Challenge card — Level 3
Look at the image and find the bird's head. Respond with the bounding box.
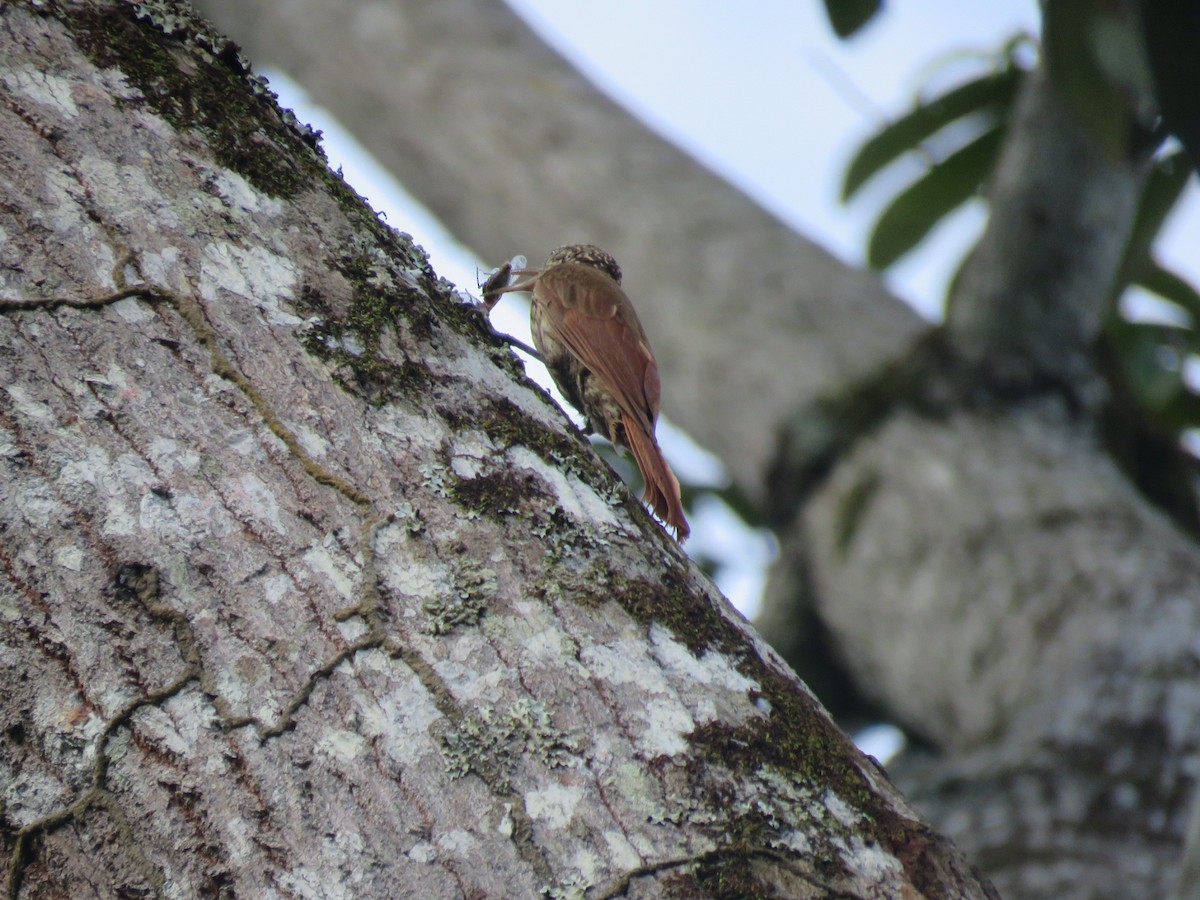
[545,244,623,285]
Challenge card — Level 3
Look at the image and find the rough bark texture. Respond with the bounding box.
[177,1,1200,895]
[190,0,926,503]
[0,3,994,898]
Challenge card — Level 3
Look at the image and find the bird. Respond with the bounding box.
[485,244,689,542]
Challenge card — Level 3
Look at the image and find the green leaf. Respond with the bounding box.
[1157,385,1200,433]
[823,0,883,39]
[1135,258,1200,321]
[1117,151,1193,290]
[1105,316,1189,414]
[866,124,1004,270]
[842,69,1021,201]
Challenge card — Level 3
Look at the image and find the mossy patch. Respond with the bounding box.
[685,853,775,899]
[69,2,322,198]
[300,315,435,405]
[294,255,440,406]
[449,469,550,520]
[615,577,742,658]
[474,397,577,456]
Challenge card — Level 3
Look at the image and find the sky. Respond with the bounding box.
[503,0,1200,319]
[503,0,1040,319]
[267,0,1200,626]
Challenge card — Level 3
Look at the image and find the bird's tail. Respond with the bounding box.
[621,412,690,543]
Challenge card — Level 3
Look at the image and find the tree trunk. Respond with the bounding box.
[0,3,992,897]
[179,1,1200,896]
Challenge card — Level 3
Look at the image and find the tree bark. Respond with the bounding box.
[0,3,992,897]
[85,0,1200,896]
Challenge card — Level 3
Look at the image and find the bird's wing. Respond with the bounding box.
[534,264,661,431]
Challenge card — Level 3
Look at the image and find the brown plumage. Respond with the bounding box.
[488,244,689,542]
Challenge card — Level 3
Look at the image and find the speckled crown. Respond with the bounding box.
[545,244,623,284]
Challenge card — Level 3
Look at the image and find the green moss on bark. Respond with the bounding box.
[69,2,322,197]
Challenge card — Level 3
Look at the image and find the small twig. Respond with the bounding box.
[0,285,156,312]
[589,844,843,899]
[491,330,543,362]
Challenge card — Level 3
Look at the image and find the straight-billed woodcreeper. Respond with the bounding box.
[485,244,690,541]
